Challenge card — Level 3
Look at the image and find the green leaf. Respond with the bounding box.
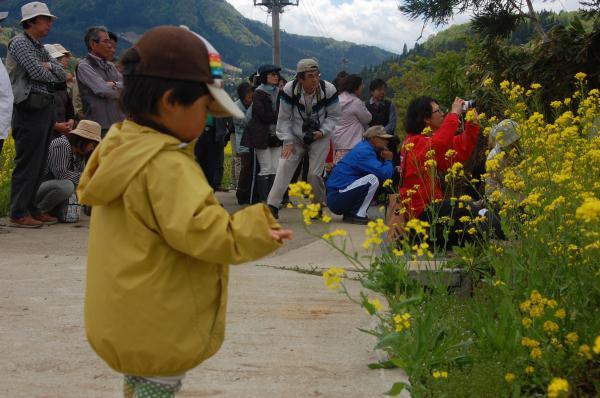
[385,382,408,396]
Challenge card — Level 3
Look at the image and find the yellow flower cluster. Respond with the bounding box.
[368,298,382,313]
[362,218,389,249]
[432,370,448,379]
[322,267,345,290]
[322,229,348,240]
[519,290,556,318]
[547,377,569,398]
[394,312,412,332]
[302,203,321,225]
[504,373,515,383]
[288,181,313,199]
[575,197,600,223]
[382,179,393,189]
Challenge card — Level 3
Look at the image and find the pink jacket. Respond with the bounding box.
[332,92,372,150]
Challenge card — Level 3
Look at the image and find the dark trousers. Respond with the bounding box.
[10,102,55,218]
[0,139,4,154]
[236,151,254,204]
[195,129,222,190]
[419,199,504,249]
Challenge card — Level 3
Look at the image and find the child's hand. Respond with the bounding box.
[270,229,293,242]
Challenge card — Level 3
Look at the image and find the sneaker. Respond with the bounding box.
[33,213,58,225]
[9,215,43,228]
[342,214,369,225]
[268,205,279,219]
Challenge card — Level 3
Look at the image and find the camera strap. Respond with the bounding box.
[290,79,328,124]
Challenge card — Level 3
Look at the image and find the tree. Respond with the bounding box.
[402,43,408,56]
[398,0,548,40]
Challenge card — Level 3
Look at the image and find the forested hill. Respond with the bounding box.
[0,0,393,79]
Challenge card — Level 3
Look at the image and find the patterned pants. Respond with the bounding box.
[123,375,183,398]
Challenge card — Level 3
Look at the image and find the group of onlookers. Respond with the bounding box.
[0,2,122,228]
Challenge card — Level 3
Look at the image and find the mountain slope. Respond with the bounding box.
[0,0,394,79]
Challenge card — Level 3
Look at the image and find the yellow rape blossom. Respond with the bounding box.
[543,320,559,334]
[530,347,543,360]
[594,336,600,354]
[554,308,566,319]
[575,197,600,222]
[575,72,587,81]
[547,377,569,398]
[322,267,345,290]
[394,312,412,332]
[432,370,448,379]
[578,344,592,359]
[368,298,382,313]
[322,229,348,240]
[525,366,535,375]
[522,317,533,328]
[504,373,515,383]
[565,332,578,344]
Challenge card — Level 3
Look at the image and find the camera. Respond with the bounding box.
[302,118,321,145]
[462,99,476,112]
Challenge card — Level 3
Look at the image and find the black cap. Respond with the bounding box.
[258,64,281,75]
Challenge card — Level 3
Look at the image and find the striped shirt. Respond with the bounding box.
[44,135,86,185]
[8,32,66,95]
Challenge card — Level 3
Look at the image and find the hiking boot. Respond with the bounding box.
[342,214,369,225]
[33,213,59,225]
[9,215,43,228]
[268,205,279,219]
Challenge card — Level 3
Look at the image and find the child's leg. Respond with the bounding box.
[123,375,184,398]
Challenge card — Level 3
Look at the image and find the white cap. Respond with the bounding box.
[43,44,63,59]
[21,2,56,23]
[0,11,8,22]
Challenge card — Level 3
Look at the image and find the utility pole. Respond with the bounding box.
[254,0,299,67]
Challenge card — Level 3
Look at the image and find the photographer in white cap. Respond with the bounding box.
[6,2,66,228]
[0,10,13,157]
[266,58,341,218]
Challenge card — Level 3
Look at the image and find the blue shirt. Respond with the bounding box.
[326,140,393,191]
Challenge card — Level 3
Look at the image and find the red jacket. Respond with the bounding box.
[399,113,479,218]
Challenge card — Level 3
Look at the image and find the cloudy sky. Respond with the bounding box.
[225,0,583,54]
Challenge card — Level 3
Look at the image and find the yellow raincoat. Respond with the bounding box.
[78,120,281,376]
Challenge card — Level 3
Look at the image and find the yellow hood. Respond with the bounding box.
[78,120,195,206]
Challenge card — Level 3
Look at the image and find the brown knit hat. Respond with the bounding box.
[127,25,243,119]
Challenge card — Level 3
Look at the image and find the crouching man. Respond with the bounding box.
[326,125,394,224]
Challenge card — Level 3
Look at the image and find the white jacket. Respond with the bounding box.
[0,60,13,140]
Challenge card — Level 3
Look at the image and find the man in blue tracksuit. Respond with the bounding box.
[326,125,394,224]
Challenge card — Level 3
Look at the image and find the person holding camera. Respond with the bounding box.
[243,64,282,202]
[266,58,341,218]
[327,126,394,224]
[6,2,67,228]
[400,96,497,248]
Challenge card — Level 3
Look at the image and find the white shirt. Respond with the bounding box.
[0,59,13,140]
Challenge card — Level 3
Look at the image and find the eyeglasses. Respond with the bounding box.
[95,38,112,45]
[432,108,446,115]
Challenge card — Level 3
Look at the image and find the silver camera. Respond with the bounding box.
[462,100,476,112]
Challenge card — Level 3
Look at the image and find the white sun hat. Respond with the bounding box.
[20,2,56,23]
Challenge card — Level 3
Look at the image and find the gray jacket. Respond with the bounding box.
[6,32,66,104]
[76,53,124,129]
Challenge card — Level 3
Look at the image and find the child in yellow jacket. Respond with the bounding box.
[77,26,293,397]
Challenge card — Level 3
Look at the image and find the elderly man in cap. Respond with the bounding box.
[77,26,124,137]
[266,58,340,218]
[0,10,13,156]
[36,120,100,223]
[326,125,394,224]
[6,1,67,228]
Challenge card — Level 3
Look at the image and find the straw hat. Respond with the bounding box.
[71,120,101,143]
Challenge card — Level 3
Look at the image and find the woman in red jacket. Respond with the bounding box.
[400,96,499,249]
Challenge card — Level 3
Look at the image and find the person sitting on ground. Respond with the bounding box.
[76,26,292,398]
[485,119,520,201]
[36,120,100,223]
[44,44,74,136]
[400,96,502,248]
[243,64,282,202]
[332,74,372,164]
[233,82,254,204]
[327,125,394,224]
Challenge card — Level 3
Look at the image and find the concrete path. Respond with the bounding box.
[0,192,409,397]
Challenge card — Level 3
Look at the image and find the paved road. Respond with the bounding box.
[0,192,408,397]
